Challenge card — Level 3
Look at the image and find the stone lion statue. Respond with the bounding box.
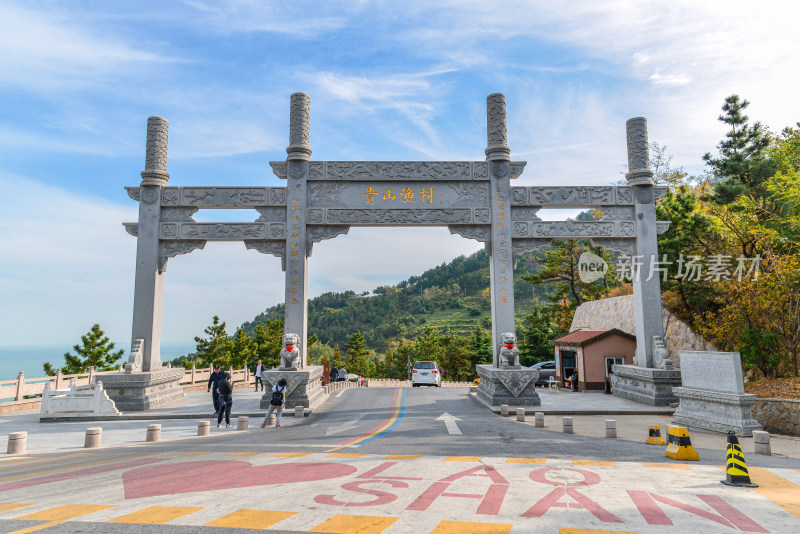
[280,333,301,369]
[498,332,520,368]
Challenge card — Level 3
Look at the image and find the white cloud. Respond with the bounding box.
[0,3,169,93]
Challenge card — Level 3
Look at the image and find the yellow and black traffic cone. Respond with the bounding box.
[722,430,758,487]
[665,425,699,461]
[646,425,666,445]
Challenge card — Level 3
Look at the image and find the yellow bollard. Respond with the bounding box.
[646,425,666,445]
[665,425,699,461]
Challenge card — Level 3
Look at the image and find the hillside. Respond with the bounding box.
[242,250,548,353]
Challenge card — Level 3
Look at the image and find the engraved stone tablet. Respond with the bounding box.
[679,351,744,394]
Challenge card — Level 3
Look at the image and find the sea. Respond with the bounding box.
[0,343,196,381]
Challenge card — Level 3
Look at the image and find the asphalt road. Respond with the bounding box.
[1,387,799,533]
[148,387,799,468]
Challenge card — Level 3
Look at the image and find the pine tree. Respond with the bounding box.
[194,316,233,368]
[518,307,564,367]
[43,324,124,375]
[345,331,374,377]
[333,344,343,367]
[230,327,256,370]
[253,320,283,369]
[704,95,775,204]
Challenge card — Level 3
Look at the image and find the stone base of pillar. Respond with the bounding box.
[260,366,324,411]
[612,365,680,406]
[672,387,761,436]
[474,365,540,409]
[99,368,185,411]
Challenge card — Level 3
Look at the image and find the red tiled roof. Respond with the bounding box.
[552,328,636,346]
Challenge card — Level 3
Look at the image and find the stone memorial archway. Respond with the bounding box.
[109,93,679,411]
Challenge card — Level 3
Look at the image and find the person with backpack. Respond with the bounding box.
[216,372,233,428]
[261,378,288,429]
[207,364,224,415]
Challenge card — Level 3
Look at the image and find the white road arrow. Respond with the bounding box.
[325,415,365,436]
[436,412,463,435]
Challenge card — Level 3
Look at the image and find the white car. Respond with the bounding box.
[411,361,442,387]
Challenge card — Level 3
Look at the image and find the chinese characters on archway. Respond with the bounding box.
[363,186,443,204]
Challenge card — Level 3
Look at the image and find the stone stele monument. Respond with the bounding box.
[119,92,676,412]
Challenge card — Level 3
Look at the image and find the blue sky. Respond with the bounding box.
[1,0,799,350]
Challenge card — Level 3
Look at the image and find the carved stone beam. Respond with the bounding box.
[157,187,286,208]
[511,185,668,207]
[270,161,526,181]
[158,222,280,240]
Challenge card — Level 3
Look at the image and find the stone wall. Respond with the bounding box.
[570,295,716,367]
[752,398,800,436]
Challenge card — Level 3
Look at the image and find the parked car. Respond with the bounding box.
[411,361,442,387]
[530,361,556,386]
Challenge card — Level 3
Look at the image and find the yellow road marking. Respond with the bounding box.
[310,514,398,533]
[325,389,403,453]
[443,456,483,462]
[327,453,368,459]
[0,452,114,475]
[0,503,34,514]
[224,452,263,457]
[15,504,115,521]
[107,506,203,524]
[642,462,691,469]
[6,521,66,534]
[383,454,423,460]
[0,455,151,483]
[749,467,800,520]
[272,452,314,457]
[431,520,513,533]
[204,509,296,528]
[506,458,546,464]
[560,528,638,533]
[572,460,616,467]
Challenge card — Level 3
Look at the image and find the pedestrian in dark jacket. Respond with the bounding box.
[330,365,338,384]
[217,372,233,428]
[207,365,223,414]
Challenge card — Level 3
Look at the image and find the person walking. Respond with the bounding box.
[338,367,347,382]
[217,372,233,428]
[330,365,338,385]
[254,359,264,392]
[207,364,224,415]
[261,378,288,429]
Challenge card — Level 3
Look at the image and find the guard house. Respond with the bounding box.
[552,329,636,391]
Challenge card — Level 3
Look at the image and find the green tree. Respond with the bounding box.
[656,185,722,317]
[518,306,564,367]
[194,316,233,368]
[230,327,256,370]
[522,240,616,308]
[333,344,343,367]
[704,95,775,204]
[467,323,492,376]
[253,319,283,369]
[739,328,785,378]
[345,330,374,377]
[43,324,124,375]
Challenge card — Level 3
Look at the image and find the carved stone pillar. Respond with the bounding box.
[284,93,310,366]
[131,116,169,372]
[486,94,515,366]
[625,117,665,369]
[612,118,680,406]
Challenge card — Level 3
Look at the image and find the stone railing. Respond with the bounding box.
[0,363,253,413]
[752,398,800,437]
